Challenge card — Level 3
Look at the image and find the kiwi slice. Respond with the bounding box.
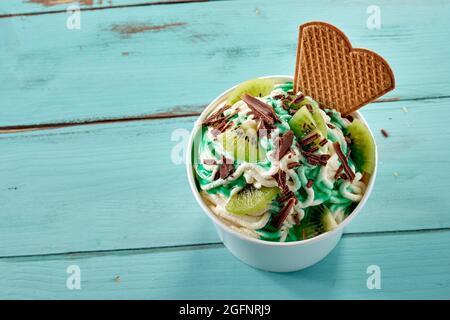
[290,98,310,110]
[295,204,337,239]
[288,106,324,145]
[289,106,316,137]
[226,79,275,105]
[218,127,266,163]
[310,104,327,137]
[346,119,375,174]
[226,186,279,216]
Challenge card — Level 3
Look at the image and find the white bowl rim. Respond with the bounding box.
[186,75,378,247]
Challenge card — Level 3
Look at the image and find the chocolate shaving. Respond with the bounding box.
[210,128,221,137]
[306,179,314,188]
[290,94,305,105]
[302,150,330,166]
[334,149,351,179]
[272,197,297,229]
[293,213,301,225]
[281,98,292,110]
[203,159,216,165]
[273,170,289,194]
[319,138,328,147]
[381,129,389,138]
[333,142,355,181]
[203,104,231,125]
[305,104,313,113]
[218,156,234,179]
[345,115,354,122]
[273,94,285,100]
[287,162,300,169]
[218,121,233,133]
[278,191,295,203]
[275,130,294,160]
[307,157,320,166]
[327,124,335,129]
[241,94,280,124]
[300,132,319,146]
[307,146,319,153]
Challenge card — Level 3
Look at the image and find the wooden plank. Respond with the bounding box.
[1,230,449,299]
[0,0,211,17]
[1,98,449,257]
[1,0,450,126]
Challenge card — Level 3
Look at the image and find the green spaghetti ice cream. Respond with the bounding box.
[192,79,375,242]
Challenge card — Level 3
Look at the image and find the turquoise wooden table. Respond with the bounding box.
[1,0,450,299]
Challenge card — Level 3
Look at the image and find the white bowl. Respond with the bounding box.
[186,75,377,272]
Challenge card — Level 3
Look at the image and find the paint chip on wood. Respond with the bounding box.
[110,22,187,37]
[27,0,94,6]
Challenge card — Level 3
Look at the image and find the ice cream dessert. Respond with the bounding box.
[192,78,375,242]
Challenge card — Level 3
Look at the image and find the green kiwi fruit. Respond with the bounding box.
[226,79,275,105]
[346,119,375,174]
[295,204,337,239]
[309,104,328,137]
[226,186,279,216]
[218,127,266,163]
[289,106,316,137]
[289,96,327,136]
[288,106,324,145]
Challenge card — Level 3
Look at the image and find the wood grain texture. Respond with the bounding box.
[1,0,450,126]
[1,98,449,257]
[1,231,449,299]
[0,0,212,17]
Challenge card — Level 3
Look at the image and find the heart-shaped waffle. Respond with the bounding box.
[294,21,395,115]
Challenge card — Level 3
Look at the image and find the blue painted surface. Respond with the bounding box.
[0,0,449,299]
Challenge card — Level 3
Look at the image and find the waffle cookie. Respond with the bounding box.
[294,21,395,115]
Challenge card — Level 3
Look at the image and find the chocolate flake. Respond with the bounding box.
[290,94,305,105]
[272,197,296,229]
[241,94,280,124]
[302,148,330,166]
[287,162,300,169]
[307,157,320,166]
[307,146,319,153]
[203,159,217,165]
[334,149,351,179]
[333,142,355,181]
[319,138,328,147]
[273,170,289,194]
[293,213,301,225]
[203,104,231,125]
[381,129,389,138]
[306,179,314,188]
[218,156,234,179]
[275,130,294,160]
[300,132,319,146]
[327,123,335,129]
[278,191,295,203]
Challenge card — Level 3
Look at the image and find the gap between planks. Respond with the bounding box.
[1,227,449,262]
[0,94,449,135]
[0,0,220,19]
